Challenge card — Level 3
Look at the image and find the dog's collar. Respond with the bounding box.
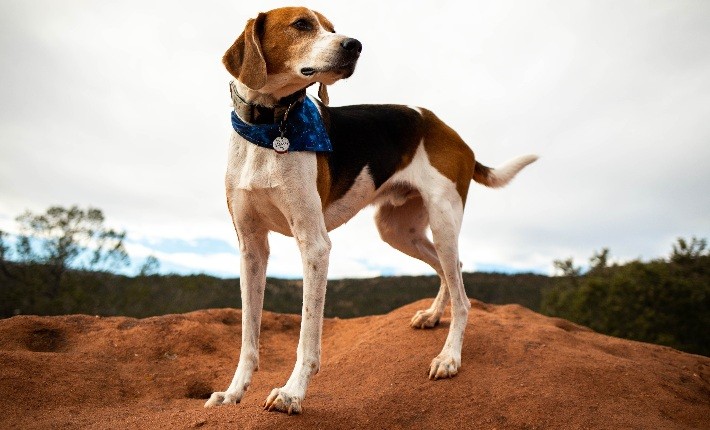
[230,82,333,154]
[230,81,307,125]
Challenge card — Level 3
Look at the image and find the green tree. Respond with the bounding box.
[542,238,710,356]
[670,236,707,264]
[0,229,12,279]
[12,205,129,296]
[589,248,610,273]
[553,257,581,277]
[139,255,161,276]
[543,257,581,318]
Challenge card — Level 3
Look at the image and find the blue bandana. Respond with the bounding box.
[230,97,333,153]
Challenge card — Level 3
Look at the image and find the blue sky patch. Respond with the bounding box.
[136,237,237,255]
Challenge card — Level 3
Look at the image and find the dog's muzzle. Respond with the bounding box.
[300,37,362,78]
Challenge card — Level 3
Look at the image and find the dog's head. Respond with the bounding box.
[224,7,362,99]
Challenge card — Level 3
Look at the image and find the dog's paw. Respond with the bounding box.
[204,391,241,408]
[262,387,303,415]
[410,309,441,329]
[428,353,460,380]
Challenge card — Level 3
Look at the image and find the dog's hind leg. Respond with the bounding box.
[374,195,449,328]
[206,198,269,407]
[420,185,471,380]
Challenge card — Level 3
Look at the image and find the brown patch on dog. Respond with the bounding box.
[316,153,332,207]
[260,9,303,75]
[260,8,330,75]
[313,11,335,33]
[223,13,267,89]
[472,161,494,186]
[421,109,475,206]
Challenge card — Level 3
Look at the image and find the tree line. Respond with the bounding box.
[542,238,709,356]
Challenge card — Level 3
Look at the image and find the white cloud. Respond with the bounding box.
[123,240,236,276]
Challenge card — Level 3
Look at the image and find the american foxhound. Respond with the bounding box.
[205,6,537,415]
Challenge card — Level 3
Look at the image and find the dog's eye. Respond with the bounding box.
[292,19,313,31]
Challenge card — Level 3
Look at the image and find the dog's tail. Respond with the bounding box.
[472,154,538,188]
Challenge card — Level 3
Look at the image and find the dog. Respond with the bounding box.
[205,6,537,415]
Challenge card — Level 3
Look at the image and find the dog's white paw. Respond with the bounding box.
[410,309,441,329]
[204,390,242,408]
[262,387,303,415]
[428,353,460,380]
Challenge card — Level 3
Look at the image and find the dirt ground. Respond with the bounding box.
[1,299,708,429]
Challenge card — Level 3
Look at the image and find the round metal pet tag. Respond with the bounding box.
[273,136,290,153]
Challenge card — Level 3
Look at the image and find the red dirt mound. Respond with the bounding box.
[0,299,708,429]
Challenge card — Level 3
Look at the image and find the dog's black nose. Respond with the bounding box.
[341,38,362,53]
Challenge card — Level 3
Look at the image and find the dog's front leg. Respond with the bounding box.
[263,189,330,415]
[206,197,269,407]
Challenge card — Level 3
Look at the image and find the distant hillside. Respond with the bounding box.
[0,265,553,319]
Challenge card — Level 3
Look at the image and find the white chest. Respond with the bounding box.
[225,132,378,235]
[225,132,318,190]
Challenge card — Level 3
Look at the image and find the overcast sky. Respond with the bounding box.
[1,0,709,279]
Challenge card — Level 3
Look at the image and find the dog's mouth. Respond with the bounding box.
[300,59,359,78]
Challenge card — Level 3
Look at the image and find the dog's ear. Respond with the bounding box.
[318,83,329,106]
[223,13,267,90]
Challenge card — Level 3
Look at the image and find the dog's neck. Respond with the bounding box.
[231,80,308,125]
